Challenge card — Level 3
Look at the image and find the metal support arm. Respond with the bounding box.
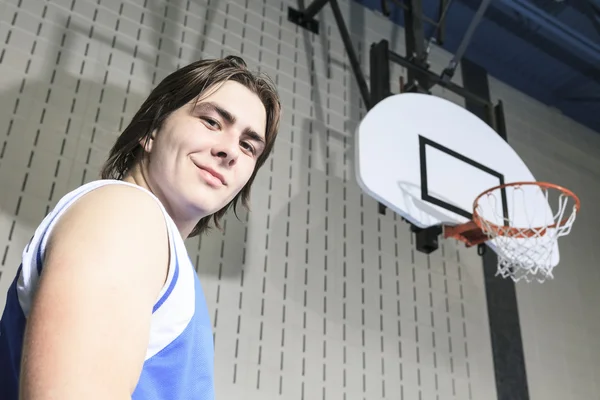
[330,0,371,109]
[388,48,492,107]
[441,0,492,81]
[403,0,431,90]
[287,0,331,34]
[302,0,331,20]
[288,0,371,109]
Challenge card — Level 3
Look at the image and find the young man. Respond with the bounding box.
[0,55,281,400]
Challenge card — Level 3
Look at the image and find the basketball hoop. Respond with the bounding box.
[444,182,580,283]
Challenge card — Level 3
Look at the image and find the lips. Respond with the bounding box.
[198,166,226,186]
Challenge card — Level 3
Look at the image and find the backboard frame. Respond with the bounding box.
[418,135,509,223]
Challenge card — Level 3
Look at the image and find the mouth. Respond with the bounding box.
[197,165,226,186]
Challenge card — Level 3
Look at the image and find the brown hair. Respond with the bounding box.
[100,55,281,237]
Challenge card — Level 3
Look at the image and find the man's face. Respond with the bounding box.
[142,80,267,222]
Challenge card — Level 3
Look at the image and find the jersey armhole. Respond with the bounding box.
[151,218,178,314]
[29,180,179,315]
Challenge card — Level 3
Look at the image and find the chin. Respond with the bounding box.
[181,184,238,219]
[189,197,229,218]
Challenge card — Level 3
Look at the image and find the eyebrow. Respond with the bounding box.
[196,101,265,148]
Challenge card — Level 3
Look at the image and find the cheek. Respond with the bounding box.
[149,141,172,167]
[155,127,194,160]
[147,138,183,177]
[237,161,257,188]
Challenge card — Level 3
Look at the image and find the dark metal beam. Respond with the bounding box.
[381,0,392,17]
[404,0,427,59]
[436,0,448,45]
[403,0,431,91]
[370,41,391,107]
[494,100,507,140]
[388,48,493,107]
[441,0,492,81]
[287,0,331,34]
[302,0,330,19]
[330,0,371,109]
[369,40,392,215]
[462,58,530,400]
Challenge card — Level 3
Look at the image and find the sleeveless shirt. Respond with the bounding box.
[0,179,215,400]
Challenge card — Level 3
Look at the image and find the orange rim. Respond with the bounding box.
[472,181,581,238]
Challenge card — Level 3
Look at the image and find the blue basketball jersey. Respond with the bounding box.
[0,179,215,400]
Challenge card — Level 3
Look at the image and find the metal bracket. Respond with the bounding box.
[287,0,331,35]
[477,243,487,256]
[288,7,321,35]
[411,224,444,254]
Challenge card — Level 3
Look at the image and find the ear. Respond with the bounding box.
[140,131,157,153]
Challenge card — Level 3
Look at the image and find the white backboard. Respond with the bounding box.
[355,93,560,267]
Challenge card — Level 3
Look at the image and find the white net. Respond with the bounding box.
[474,183,579,283]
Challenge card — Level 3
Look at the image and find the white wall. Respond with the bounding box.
[489,77,600,399]
[0,0,596,399]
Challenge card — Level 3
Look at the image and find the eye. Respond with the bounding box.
[202,117,220,129]
[240,141,255,155]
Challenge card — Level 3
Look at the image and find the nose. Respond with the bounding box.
[211,137,240,166]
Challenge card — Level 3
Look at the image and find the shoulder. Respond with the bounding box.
[18,181,175,398]
[54,181,168,234]
[44,181,171,290]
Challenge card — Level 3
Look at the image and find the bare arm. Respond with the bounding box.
[19,185,170,400]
